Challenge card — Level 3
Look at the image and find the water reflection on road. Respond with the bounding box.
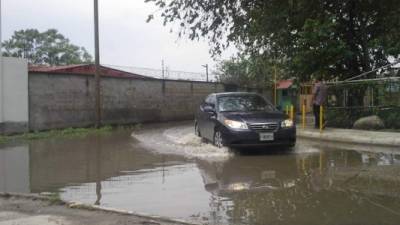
[1,123,400,225]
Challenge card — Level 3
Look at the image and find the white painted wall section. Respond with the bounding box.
[0,57,28,134]
[0,57,28,123]
[0,56,3,123]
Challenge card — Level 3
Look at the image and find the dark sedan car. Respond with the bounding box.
[195,92,296,148]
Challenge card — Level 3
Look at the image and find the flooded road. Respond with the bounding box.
[1,122,400,225]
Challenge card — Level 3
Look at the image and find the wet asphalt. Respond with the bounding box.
[1,121,400,225]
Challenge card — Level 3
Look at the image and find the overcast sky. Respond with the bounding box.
[2,0,236,74]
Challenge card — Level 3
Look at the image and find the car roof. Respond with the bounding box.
[214,92,262,97]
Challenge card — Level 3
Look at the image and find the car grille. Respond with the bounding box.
[248,123,278,132]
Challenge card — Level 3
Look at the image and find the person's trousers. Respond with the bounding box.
[313,104,323,128]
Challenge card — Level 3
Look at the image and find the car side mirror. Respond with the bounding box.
[203,105,215,113]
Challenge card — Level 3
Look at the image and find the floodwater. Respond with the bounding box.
[1,122,400,225]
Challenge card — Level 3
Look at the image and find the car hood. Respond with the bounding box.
[221,111,287,124]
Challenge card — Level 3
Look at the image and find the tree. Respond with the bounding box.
[217,56,252,86]
[216,54,280,88]
[2,29,93,65]
[146,0,400,81]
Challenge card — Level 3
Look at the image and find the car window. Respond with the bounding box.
[217,95,275,112]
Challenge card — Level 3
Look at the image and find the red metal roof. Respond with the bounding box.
[277,80,293,89]
[29,64,155,80]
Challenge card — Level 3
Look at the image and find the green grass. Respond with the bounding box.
[115,123,142,131]
[0,136,6,144]
[46,192,64,205]
[0,124,141,144]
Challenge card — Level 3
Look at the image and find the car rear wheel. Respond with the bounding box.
[213,130,224,148]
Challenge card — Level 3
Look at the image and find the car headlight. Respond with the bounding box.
[281,119,294,128]
[224,119,248,130]
[228,182,251,191]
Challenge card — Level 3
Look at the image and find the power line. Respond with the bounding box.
[327,76,400,85]
[344,59,400,81]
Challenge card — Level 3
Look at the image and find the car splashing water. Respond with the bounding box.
[132,123,233,161]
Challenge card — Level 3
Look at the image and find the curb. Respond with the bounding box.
[297,129,400,148]
[0,192,200,225]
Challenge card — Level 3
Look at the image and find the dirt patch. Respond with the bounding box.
[0,195,197,225]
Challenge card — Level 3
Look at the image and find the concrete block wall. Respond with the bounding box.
[160,81,225,121]
[0,57,29,134]
[29,73,228,131]
[101,78,163,124]
[29,72,270,131]
[29,74,96,130]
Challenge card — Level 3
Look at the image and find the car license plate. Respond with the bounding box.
[259,133,274,141]
[261,170,276,179]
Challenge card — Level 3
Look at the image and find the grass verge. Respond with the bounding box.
[0,124,141,144]
[47,192,64,205]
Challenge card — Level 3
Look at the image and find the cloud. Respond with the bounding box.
[2,0,236,74]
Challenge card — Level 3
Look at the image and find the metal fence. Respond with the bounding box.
[325,77,400,129]
[104,64,218,82]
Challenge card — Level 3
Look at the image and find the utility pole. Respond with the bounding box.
[0,0,3,123]
[274,66,277,106]
[161,59,165,79]
[202,64,209,82]
[274,65,277,106]
[94,0,101,128]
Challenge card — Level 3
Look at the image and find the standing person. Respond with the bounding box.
[312,76,328,129]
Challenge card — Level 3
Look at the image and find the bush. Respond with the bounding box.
[326,106,400,129]
[377,107,400,129]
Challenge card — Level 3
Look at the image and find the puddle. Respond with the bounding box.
[1,122,400,225]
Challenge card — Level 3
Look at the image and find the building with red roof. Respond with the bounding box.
[277,79,294,89]
[29,64,155,80]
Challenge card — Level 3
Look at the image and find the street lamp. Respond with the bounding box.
[202,64,209,82]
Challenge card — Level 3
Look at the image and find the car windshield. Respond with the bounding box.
[217,95,275,112]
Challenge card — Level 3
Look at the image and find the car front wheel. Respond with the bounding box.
[213,130,224,148]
